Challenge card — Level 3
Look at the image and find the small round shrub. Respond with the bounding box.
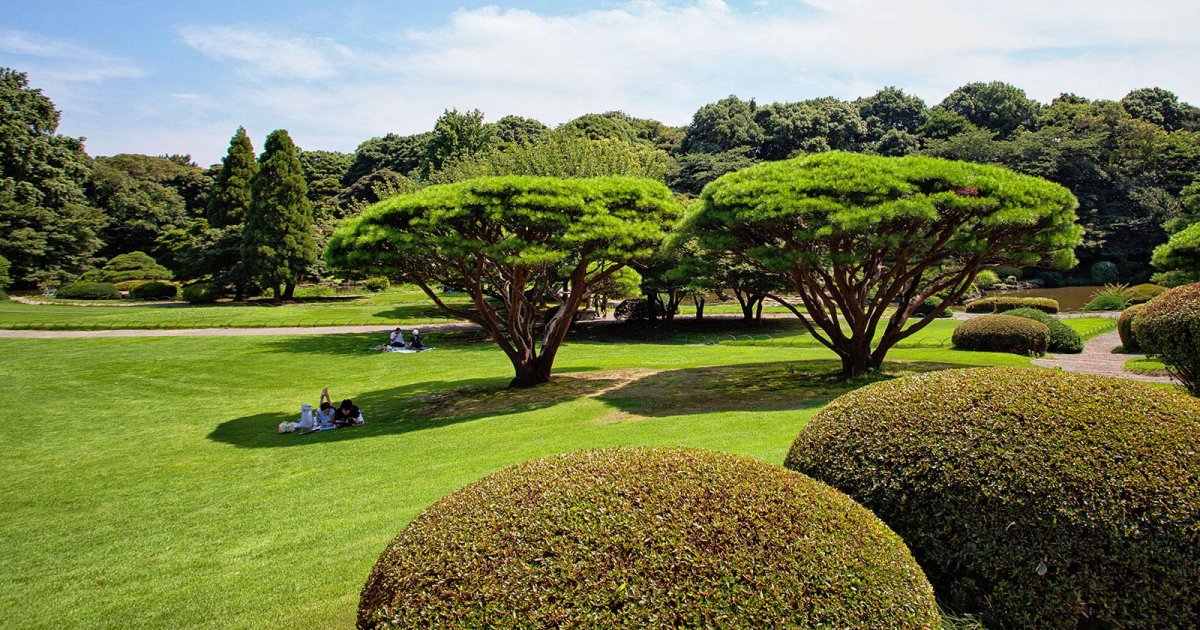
[359,448,941,629]
[56,281,120,300]
[1090,260,1119,284]
[363,276,389,292]
[1117,303,1145,352]
[963,296,1058,314]
[129,280,178,300]
[1083,283,1131,311]
[1134,282,1200,395]
[785,368,1200,629]
[911,296,951,318]
[1003,307,1083,353]
[951,314,1049,355]
[973,269,999,290]
[181,282,219,304]
[1127,282,1167,304]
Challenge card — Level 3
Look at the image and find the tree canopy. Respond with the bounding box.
[683,151,1081,376]
[327,176,680,386]
[243,130,317,299]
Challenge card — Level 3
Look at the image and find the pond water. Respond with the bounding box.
[987,286,1103,312]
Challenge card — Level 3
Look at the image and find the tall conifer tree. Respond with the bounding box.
[208,127,257,228]
[242,130,316,300]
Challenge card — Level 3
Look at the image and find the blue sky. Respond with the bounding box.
[3,1,1196,165]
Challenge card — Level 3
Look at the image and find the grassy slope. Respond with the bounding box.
[1,330,1030,628]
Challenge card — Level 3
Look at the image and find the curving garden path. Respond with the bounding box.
[1032,330,1176,385]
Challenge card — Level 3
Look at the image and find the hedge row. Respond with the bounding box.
[359,448,940,629]
[786,367,1200,629]
[963,296,1059,314]
[951,314,1050,355]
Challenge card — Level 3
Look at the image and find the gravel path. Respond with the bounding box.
[1031,330,1176,385]
[0,322,480,339]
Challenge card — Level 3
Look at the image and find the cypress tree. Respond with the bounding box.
[208,127,257,228]
[243,130,316,300]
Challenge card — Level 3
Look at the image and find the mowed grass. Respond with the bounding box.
[1,327,1034,628]
[0,288,468,330]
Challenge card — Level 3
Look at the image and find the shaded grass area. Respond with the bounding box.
[2,324,1033,627]
[0,288,467,330]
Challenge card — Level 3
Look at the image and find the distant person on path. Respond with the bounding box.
[389,327,406,349]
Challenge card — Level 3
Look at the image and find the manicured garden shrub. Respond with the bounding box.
[1117,303,1145,352]
[951,314,1049,355]
[181,282,219,304]
[114,280,147,292]
[1133,282,1200,395]
[1004,307,1083,353]
[100,251,172,283]
[912,296,951,318]
[972,269,999,290]
[613,298,674,321]
[359,448,941,629]
[785,368,1200,629]
[362,276,389,292]
[57,281,120,300]
[129,280,178,300]
[1083,283,1131,311]
[1127,282,1167,304]
[963,296,1059,314]
[1090,260,1119,284]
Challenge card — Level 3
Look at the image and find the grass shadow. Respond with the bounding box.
[261,329,493,356]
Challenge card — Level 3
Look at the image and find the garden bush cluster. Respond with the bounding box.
[951,314,1050,355]
[359,448,941,629]
[1118,303,1145,352]
[181,282,219,304]
[129,280,178,300]
[1128,282,1167,304]
[56,281,120,300]
[785,367,1200,629]
[362,277,390,292]
[1003,307,1083,353]
[963,296,1059,314]
[1133,282,1200,395]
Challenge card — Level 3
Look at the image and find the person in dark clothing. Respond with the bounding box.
[332,399,363,427]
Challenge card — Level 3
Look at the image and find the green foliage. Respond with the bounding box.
[951,314,1050,355]
[873,129,922,157]
[243,130,317,298]
[128,280,178,300]
[207,127,258,229]
[916,108,976,140]
[785,367,1200,628]
[297,149,353,205]
[0,253,10,289]
[180,282,219,304]
[1003,307,1083,353]
[492,115,551,146]
[113,280,146,292]
[667,148,758,195]
[856,86,928,140]
[100,251,172,283]
[1082,284,1132,311]
[1152,221,1200,279]
[1133,282,1200,394]
[972,269,999,290]
[424,109,497,175]
[1121,87,1200,131]
[1090,260,1119,284]
[359,448,941,629]
[57,281,120,300]
[328,175,681,386]
[1117,303,1145,352]
[990,265,1022,280]
[362,277,389,292]
[911,296,950,318]
[680,95,764,154]
[963,296,1059,314]
[938,81,1040,138]
[344,132,433,184]
[89,154,200,258]
[1127,282,1167,304]
[613,297,672,321]
[430,132,673,184]
[754,97,868,159]
[558,112,639,143]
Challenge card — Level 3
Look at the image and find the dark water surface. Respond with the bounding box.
[989,286,1103,312]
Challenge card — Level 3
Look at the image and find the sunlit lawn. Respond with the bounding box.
[1,325,1034,627]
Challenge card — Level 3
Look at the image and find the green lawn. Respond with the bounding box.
[1,328,1032,627]
[0,289,468,330]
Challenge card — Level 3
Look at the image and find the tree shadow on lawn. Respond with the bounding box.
[208,359,961,448]
[261,329,494,357]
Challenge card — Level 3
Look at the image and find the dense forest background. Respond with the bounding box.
[3,66,1198,292]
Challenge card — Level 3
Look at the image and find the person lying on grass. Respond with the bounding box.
[315,389,336,429]
[331,398,364,427]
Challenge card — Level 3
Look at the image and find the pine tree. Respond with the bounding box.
[243,130,316,300]
[208,127,257,228]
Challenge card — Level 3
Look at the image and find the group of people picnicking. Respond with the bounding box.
[279,388,364,434]
[388,327,426,351]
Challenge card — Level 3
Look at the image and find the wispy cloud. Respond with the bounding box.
[179,25,351,79]
[0,30,144,82]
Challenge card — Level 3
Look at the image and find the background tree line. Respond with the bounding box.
[3,65,1198,295]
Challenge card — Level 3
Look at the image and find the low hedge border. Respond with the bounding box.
[963,296,1059,314]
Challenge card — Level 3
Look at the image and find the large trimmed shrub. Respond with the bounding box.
[181,282,219,304]
[100,251,172,283]
[56,282,120,300]
[785,368,1200,629]
[359,448,941,629]
[1127,282,1167,304]
[1003,307,1083,353]
[1134,282,1200,395]
[1118,303,1145,352]
[963,296,1058,314]
[128,280,178,300]
[951,314,1049,355]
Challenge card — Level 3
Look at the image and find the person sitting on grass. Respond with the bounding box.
[388,327,406,349]
[332,398,364,427]
[408,329,425,350]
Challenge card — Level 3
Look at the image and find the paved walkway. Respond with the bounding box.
[1032,330,1176,384]
[0,321,480,339]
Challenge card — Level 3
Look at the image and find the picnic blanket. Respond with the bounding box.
[371,345,435,353]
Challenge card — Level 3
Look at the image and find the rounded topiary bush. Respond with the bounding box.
[951,314,1049,355]
[114,280,147,292]
[1118,303,1145,352]
[362,276,390,292]
[785,368,1200,629]
[1134,282,1200,395]
[57,281,120,300]
[359,448,941,629]
[181,282,219,304]
[963,296,1059,314]
[1090,260,1119,284]
[1003,307,1083,353]
[128,280,178,300]
[1127,282,1167,304]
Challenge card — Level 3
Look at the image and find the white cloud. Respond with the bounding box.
[0,30,144,82]
[179,25,351,79]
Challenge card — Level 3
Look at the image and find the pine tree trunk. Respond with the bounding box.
[283,280,296,300]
